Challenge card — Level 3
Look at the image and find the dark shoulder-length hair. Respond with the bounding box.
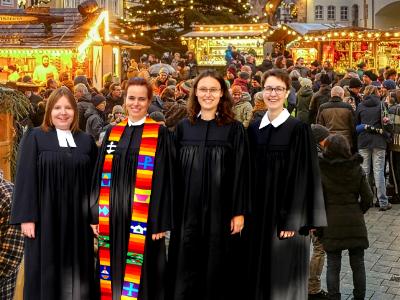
[125,77,153,101]
[324,134,351,159]
[261,68,292,90]
[41,86,79,132]
[187,69,235,125]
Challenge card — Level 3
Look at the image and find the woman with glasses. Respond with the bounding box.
[169,70,250,300]
[247,69,326,299]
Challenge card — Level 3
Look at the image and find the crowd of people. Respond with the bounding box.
[1,49,400,300]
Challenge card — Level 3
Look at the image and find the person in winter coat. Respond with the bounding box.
[233,71,250,93]
[296,77,313,124]
[231,84,253,128]
[388,90,400,202]
[85,94,110,141]
[105,83,123,116]
[309,74,332,123]
[355,85,391,211]
[319,134,372,300]
[74,83,94,131]
[317,86,356,150]
[289,70,302,92]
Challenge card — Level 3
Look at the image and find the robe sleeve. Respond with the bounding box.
[280,122,327,235]
[89,127,112,224]
[10,128,39,224]
[230,122,251,217]
[148,126,174,234]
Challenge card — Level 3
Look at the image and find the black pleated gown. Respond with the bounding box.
[170,118,251,300]
[90,124,173,300]
[10,127,97,300]
[247,116,327,300]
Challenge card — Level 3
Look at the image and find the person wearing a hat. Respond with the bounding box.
[152,68,170,96]
[231,84,253,128]
[233,71,250,93]
[348,78,364,107]
[85,94,110,141]
[251,91,267,122]
[309,73,332,124]
[108,105,125,124]
[296,77,314,124]
[362,70,378,90]
[382,80,397,105]
[226,66,237,86]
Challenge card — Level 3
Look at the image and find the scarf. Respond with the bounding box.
[98,117,160,299]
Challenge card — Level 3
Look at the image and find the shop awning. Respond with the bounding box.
[106,37,150,50]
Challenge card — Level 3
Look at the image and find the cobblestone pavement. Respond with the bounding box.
[320,204,400,299]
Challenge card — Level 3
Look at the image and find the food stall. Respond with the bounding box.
[0,2,147,89]
[181,23,272,67]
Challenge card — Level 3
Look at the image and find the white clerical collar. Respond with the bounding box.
[197,111,218,118]
[128,116,146,126]
[56,128,77,147]
[259,109,290,129]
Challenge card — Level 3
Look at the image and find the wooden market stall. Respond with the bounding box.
[0,2,147,90]
[181,23,272,67]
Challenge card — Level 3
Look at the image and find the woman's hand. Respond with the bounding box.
[152,232,166,241]
[21,222,35,239]
[279,231,295,239]
[231,215,244,235]
[90,224,99,237]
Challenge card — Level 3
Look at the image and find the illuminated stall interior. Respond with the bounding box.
[181,24,272,66]
[0,6,147,89]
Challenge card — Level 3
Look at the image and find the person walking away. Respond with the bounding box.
[319,134,372,300]
[296,77,313,124]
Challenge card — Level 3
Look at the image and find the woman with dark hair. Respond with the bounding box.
[11,87,97,299]
[170,70,251,300]
[90,77,173,299]
[319,134,372,300]
[274,55,287,69]
[248,69,326,299]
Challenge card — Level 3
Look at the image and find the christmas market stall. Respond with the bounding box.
[180,23,272,67]
[0,1,147,89]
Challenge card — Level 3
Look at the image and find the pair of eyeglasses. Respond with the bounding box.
[197,88,221,95]
[263,86,286,95]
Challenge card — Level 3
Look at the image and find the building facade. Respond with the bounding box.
[50,0,123,17]
[305,0,400,29]
[0,0,17,9]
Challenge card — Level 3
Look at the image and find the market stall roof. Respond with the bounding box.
[266,22,347,43]
[181,23,271,39]
[107,37,150,49]
[0,8,147,50]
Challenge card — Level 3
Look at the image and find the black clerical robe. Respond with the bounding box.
[11,127,97,300]
[170,118,251,300]
[247,116,326,300]
[90,124,173,300]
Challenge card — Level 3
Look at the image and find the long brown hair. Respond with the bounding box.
[41,86,79,132]
[187,69,235,125]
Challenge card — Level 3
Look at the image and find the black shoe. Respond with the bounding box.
[309,290,329,299]
[379,203,392,211]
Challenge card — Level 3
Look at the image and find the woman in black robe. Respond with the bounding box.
[170,70,251,300]
[247,69,327,300]
[11,87,97,300]
[90,77,173,300]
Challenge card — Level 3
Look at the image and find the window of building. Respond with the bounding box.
[112,1,119,15]
[1,0,13,6]
[315,5,323,20]
[340,6,348,20]
[327,5,336,20]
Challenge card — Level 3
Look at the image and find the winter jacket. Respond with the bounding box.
[163,98,188,131]
[319,154,372,252]
[317,96,356,148]
[105,95,124,116]
[251,110,266,122]
[232,100,253,128]
[291,79,301,93]
[296,86,313,124]
[77,93,94,131]
[85,107,110,140]
[309,84,332,124]
[355,95,387,150]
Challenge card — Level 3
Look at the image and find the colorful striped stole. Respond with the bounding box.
[98,117,160,300]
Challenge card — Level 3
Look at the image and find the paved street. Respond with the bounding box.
[320,204,400,299]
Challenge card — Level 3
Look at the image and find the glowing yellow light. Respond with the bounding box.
[349,32,354,37]
[327,33,331,38]
[341,32,346,37]
[334,32,339,36]
[367,33,372,38]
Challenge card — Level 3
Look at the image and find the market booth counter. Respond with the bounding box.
[0,1,147,90]
[181,24,272,67]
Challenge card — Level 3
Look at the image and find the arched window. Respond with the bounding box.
[315,5,323,20]
[327,5,336,20]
